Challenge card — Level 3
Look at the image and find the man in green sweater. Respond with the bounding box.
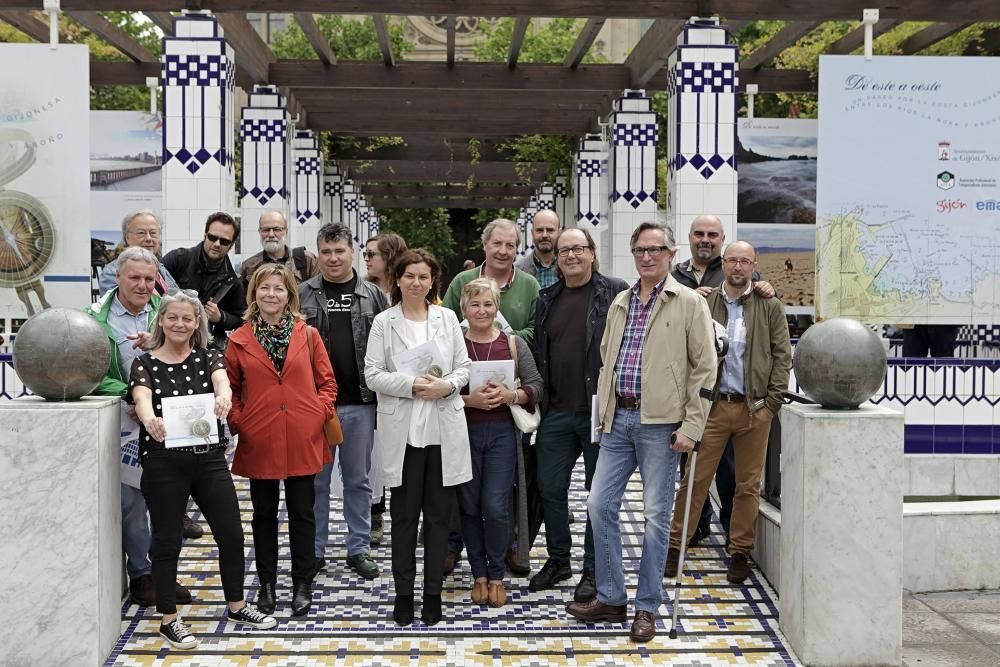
[442,218,540,346]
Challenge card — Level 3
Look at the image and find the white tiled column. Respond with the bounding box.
[609,90,659,282]
[552,172,573,228]
[665,18,739,265]
[160,11,237,252]
[291,129,322,249]
[522,184,556,257]
[239,85,290,255]
[340,181,361,270]
[322,165,343,226]
[574,133,610,262]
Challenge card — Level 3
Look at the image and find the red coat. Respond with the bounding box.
[226,320,337,479]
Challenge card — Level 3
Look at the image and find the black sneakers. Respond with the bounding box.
[159,618,198,650]
[528,559,572,592]
[228,603,278,629]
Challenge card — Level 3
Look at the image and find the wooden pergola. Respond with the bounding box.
[2,1,998,209]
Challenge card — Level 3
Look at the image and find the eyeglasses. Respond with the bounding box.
[722,257,754,267]
[130,230,159,239]
[630,246,670,257]
[259,226,286,235]
[206,232,234,247]
[362,250,379,259]
[556,245,590,257]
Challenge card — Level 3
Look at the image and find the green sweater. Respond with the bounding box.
[85,288,161,398]
[442,266,540,346]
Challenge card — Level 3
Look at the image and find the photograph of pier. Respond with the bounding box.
[90,111,162,192]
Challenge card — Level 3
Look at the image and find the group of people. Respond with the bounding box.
[89,204,791,649]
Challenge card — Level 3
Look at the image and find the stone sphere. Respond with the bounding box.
[12,308,111,400]
[793,317,887,409]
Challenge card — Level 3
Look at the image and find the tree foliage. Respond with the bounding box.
[270,15,412,60]
[377,208,456,264]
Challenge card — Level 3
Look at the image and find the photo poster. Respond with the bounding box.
[737,118,818,316]
[90,110,163,299]
[0,44,91,337]
[736,223,816,315]
[816,56,1000,324]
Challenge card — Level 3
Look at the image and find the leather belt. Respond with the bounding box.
[616,394,640,410]
[172,443,226,455]
[719,393,745,403]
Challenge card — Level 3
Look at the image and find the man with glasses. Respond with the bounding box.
[530,228,627,602]
[566,221,716,643]
[665,241,791,585]
[162,212,246,348]
[515,209,560,289]
[238,210,318,292]
[98,210,178,296]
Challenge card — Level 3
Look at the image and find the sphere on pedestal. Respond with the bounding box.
[12,308,111,400]
[793,317,887,409]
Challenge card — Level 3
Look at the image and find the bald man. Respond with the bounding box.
[515,209,560,289]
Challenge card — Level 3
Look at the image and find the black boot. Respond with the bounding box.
[393,594,414,626]
[421,593,442,626]
[256,581,276,615]
[291,581,311,616]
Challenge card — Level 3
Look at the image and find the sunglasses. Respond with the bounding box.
[206,232,234,247]
[362,250,379,259]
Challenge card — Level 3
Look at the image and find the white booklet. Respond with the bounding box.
[392,339,447,377]
[161,393,219,448]
[469,360,516,392]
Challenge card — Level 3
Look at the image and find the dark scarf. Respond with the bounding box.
[252,315,293,371]
[198,247,227,274]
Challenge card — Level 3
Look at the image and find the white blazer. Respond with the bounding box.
[364,304,472,488]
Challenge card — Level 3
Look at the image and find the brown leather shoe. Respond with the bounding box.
[727,551,751,583]
[443,550,461,576]
[129,574,155,607]
[566,597,627,624]
[487,580,507,608]
[629,610,656,642]
[471,578,488,604]
[664,547,680,578]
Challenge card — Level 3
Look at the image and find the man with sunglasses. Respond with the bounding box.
[162,212,246,349]
[566,221,716,643]
[530,227,627,602]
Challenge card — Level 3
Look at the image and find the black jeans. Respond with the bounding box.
[140,448,245,615]
[249,475,316,585]
[391,445,454,596]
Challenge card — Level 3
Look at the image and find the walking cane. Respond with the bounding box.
[668,431,700,640]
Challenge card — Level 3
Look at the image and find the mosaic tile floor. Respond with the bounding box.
[106,466,800,666]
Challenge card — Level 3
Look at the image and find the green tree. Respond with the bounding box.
[271,15,412,60]
[377,208,456,265]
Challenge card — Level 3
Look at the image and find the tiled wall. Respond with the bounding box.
[239,85,290,255]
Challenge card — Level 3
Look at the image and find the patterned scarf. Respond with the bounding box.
[252,315,293,371]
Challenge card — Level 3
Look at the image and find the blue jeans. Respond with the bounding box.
[314,403,375,558]
[588,408,680,613]
[457,421,517,580]
[121,483,151,579]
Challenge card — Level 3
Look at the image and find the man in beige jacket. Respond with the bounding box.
[566,221,717,642]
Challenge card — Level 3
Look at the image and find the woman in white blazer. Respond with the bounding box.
[364,248,471,628]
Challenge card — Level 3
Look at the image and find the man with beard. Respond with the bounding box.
[515,209,560,289]
[239,211,319,291]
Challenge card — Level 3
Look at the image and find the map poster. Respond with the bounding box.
[816,55,1000,324]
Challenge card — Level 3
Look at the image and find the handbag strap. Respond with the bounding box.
[508,333,522,388]
[306,324,315,363]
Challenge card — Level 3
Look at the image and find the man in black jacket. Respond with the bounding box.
[530,227,629,602]
[161,212,245,347]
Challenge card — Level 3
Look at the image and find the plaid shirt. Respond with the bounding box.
[614,277,667,398]
[531,253,558,289]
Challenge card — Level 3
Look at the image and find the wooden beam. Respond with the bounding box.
[373,197,529,209]
[68,10,157,62]
[898,22,970,54]
[564,17,605,69]
[292,88,607,111]
[360,184,535,197]
[738,67,816,93]
[624,18,684,87]
[0,9,50,42]
[2,2,997,21]
[343,160,548,182]
[294,12,336,65]
[372,14,394,67]
[828,19,902,55]
[309,111,593,135]
[445,15,456,68]
[272,61,630,90]
[742,21,820,69]
[507,16,530,68]
[216,13,275,84]
[144,11,174,34]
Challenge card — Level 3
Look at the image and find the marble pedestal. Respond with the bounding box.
[0,396,122,666]
[779,403,903,666]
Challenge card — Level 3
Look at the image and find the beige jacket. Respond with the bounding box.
[596,274,718,443]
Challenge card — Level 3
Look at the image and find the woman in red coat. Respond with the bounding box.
[226,264,337,618]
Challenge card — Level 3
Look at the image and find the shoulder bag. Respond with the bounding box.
[507,334,540,434]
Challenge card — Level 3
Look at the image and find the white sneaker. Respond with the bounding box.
[228,603,278,629]
[159,618,198,650]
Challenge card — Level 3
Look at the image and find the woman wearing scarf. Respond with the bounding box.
[226,264,337,618]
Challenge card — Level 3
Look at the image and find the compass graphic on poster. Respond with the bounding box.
[0,128,54,314]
